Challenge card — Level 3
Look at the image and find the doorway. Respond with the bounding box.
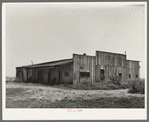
[101,69,105,76]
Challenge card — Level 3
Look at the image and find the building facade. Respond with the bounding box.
[16,51,140,85]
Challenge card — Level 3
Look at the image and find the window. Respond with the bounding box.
[65,72,69,76]
[80,66,83,69]
[80,72,90,77]
[119,73,122,77]
[136,75,138,78]
[129,74,131,78]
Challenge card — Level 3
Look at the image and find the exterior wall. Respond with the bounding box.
[126,60,140,79]
[16,51,140,85]
[16,68,23,82]
[73,54,96,85]
[22,68,27,82]
[96,51,127,81]
[61,63,73,84]
[49,67,59,84]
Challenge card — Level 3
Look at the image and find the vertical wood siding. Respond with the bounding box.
[96,51,127,81]
[73,54,96,84]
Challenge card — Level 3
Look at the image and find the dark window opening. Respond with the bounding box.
[80,66,83,69]
[129,74,131,78]
[101,69,104,76]
[115,73,116,76]
[80,72,90,77]
[65,72,69,76]
[136,75,138,78]
[119,73,122,77]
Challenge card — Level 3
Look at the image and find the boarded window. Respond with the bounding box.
[65,72,69,76]
[80,72,90,77]
[129,74,131,78]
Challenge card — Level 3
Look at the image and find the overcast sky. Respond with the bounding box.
[4,3,146,78]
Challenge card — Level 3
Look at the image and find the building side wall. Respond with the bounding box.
[126,61,140,79]
[22,68,27,82]
[96,51,127,81]
[16,68,23,82]
[73,54,96,85]
[49,67,59,84]
[61,63,73,84]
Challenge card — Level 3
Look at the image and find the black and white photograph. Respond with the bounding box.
[2,2,147,120]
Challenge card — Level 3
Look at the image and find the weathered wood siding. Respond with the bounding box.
[73,54,96,85]
[61,63,73,84]
[126,60,140,79]
[22,68,27,82]
[49,67,59,84]
[96,51,127,81]
[16,68,23,82]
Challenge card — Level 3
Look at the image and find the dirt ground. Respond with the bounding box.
[6,83,144,103]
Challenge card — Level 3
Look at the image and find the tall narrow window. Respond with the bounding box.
[80,72,90,77]
[129,74,131,78]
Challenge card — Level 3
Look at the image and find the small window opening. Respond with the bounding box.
[136,75,138,78]
[65,72,69,76]
[80,72,90,77]
[129,74,131,78]
[80,66,83,69]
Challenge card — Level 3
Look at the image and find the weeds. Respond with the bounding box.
[127,79,145,94]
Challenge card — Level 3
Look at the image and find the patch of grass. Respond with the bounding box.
[6,96,144,108]
[6,88,29,97]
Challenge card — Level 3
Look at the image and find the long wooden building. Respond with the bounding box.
[16,50,140,85]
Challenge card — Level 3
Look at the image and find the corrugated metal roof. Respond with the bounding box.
[17,58,73,69]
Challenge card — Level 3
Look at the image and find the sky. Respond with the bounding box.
[4,3,146,78]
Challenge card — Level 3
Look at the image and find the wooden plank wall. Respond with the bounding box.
[73,54,96,85]
[16,68,23,82]
[96,51,126,81]
[126,61,140,79]
[22,68,27,82]
[61,63,73,84]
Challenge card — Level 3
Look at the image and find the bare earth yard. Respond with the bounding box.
[6,83,145,108]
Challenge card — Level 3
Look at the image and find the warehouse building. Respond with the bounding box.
[16,50,140,85]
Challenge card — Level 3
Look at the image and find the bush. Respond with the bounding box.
[119,81,130,89]
[73,82,120,90]
[109,75,122,85]
[100,75,105,82]
[127,79,145,94]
